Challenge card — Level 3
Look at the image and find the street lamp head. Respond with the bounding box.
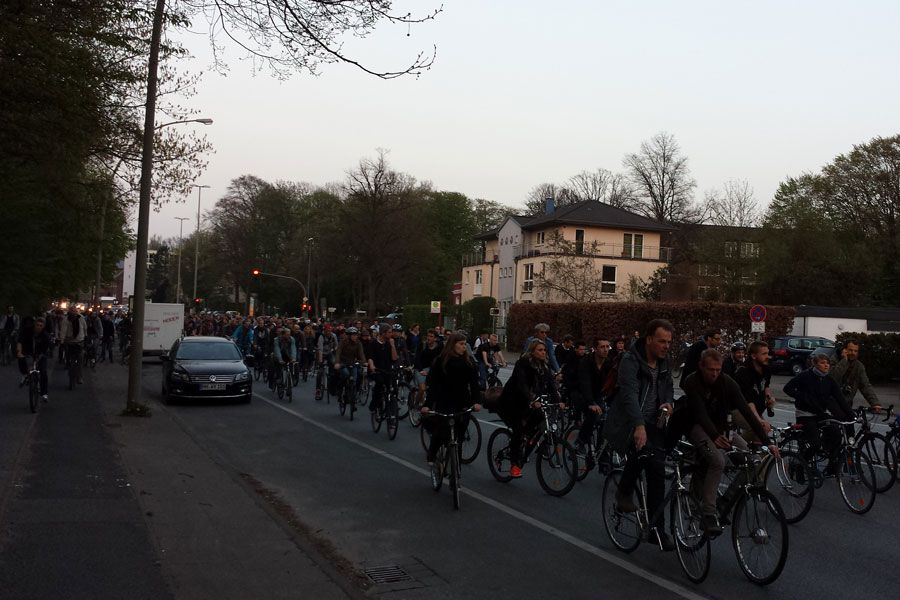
[195,118,213,125]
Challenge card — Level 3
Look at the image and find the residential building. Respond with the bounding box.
[460,199,674,326]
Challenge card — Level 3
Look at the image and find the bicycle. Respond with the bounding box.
[485,364,503,389]
[563,408,625,481]
[370,367,402,440]
[853,405,897,493]
[84,337,98,370]
[770,414,877,516]
[420,405,482,464]
[486,395,578,497]
[274,360,293,402]
[24,355,44,413]
[65,342,82,390]
[337,362,361,420]
[315,360,331,403]
[424,408,475,510]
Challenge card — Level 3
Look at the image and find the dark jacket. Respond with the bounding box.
[576,352,613,407]
[425,354,480,414]
[683,372,767,443]
[679,339,708,389]
[830,358,879,408]
[499,356,558,419]
[733,364,770,415]
[784,369,852,419]
[415,341,443,371]
[604,338,675,451]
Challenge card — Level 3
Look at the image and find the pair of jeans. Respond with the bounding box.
[618,422,666,529]
[339,364,361,391]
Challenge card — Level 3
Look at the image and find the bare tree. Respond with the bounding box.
[704,179,760,227]
[568,169,613,201]
[624,132,700,223]
[533,232,611,302]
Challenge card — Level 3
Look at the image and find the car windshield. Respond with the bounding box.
[176,342,242,361]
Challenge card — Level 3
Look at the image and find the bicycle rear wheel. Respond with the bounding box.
[371,404,383,433]
[837,448,876,514]
[487,428,514,483]
[284,370,293,402]
[338,384,347,416]
[564,424,591,481]
[858,433,897,494]
[763,450,814,524]
[601,471,641,553]
[670,486,710,583]
[459,417,482,465]
[732,489,789,585]
[536,437,577,497]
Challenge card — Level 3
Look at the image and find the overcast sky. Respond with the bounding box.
[148,0,900,239]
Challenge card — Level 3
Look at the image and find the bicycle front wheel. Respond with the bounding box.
[450,445,461,510]
[459,417,482,465]
[387,396,399,440]
[28,380,39,414]
[536,438,577,497]
[486,428,514,483]
[396,385,411,421]
[601,471,641,553]
[564,424,591,481]
[670,486,710,583]
[731,489,789,585]
[837,448,876,514]
[858,433,897,494]
[431,446,444,492]
[763,450,814,524]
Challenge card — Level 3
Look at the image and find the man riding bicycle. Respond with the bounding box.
[16,317,51,401]
[316,323,339,400]
[1,305,21,363]
[60,305,87,385]
[683,349,778,535]
[272,327,297,384]
[334,326,367,393]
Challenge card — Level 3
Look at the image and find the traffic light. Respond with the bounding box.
[194,298,202,305]
[251,268,261,276]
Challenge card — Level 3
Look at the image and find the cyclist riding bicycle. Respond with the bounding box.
[16,317,51,401]
[272,327,297,383]
[231,319,255,357]
[421,333,482,463]
[683,348,777,535]
[60,305,87,385]
[413,329,443,407]
[335,327,367,392]
[784,352,854,476]
[498,338,561,478]
[573,337,615,449]
[367,323,399,414]
[316,323,339,399]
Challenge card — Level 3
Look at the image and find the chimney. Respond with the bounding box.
[544,196,555,215]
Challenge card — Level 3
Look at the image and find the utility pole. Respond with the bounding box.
[191,184,210,302]
[174,217,189,304]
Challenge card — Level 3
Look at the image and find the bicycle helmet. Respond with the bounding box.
[392,324,403,332]
[346,326,359,334]
[731,342,746,352]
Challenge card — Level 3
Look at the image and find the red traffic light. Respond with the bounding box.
[194,298,202,304]
[251,268,261,276]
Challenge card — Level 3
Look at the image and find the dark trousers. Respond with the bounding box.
[798,415,844,469]
[369,372,389,412]
[425,414,470,460]
[618,422,667,529]
[508,408,545,467]
[18,355,48,395]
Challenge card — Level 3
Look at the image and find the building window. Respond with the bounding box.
[698,263,719,277]
[601,265,616,294]
[523,263,534,291]
[575,229,585,255]
[536,231,545,244]
[724,241,738,258]
[475,270,483,284]
[741,242,760,258]
[623,233,643,258]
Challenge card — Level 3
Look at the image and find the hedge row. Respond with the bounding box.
[835,332,900,383]
[507,302,796,351]
[402,304,441,329]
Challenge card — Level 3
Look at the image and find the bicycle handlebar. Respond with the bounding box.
[422,407,474,419]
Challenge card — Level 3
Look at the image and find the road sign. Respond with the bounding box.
[751,321,765,333]
[749,304,767,323]
[430,301,441,314]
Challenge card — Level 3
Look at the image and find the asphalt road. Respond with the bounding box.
[141,363,900,600]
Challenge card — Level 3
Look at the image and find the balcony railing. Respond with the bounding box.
[462,251,498,268]
[514,241,673,262]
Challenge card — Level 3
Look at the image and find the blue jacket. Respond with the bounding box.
[273,336,297,363]
[231,325,254,348]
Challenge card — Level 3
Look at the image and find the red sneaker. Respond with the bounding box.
[510,465,523,478]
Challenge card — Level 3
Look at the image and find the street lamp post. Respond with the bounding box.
[306,237,314,317]
[191,184,210,303]
[174,217,189,303]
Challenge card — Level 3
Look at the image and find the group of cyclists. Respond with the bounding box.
[2,304,133,403]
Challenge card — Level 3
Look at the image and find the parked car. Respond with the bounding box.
[161,336,252,404]
[770,335,835,375]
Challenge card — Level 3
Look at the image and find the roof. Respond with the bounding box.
[181,336,234,343]
[473,214,541,240]
[519,200,672,232]
[795,305,900,321]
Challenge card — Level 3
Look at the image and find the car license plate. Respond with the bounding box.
[200,383,227,391]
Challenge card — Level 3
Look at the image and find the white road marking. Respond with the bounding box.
[255,392,710,600]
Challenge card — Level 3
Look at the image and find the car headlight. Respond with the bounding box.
[171,369,190,382]
[235,371,250,382]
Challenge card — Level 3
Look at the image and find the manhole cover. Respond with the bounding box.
[364,565,412,585]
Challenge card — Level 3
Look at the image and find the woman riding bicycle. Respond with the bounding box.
[498,338,561,478]
[421,333,482,463]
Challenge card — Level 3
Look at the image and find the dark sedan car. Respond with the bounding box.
[770,335,835,375]
[161,336,252,404]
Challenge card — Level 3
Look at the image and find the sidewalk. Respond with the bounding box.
[0,361,357,600]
